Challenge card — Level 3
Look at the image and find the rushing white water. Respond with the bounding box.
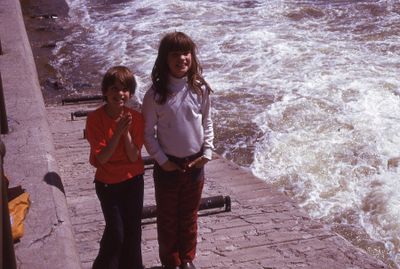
[53,0,400,267]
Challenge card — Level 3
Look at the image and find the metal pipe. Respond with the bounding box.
[199,195,231,212]
[141,205,157,220]
[71,110,91,121]
[142,156,155,166]
[62,95,103,105]
[141,195,231,219]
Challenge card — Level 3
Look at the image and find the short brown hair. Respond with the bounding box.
[101,66,136,98]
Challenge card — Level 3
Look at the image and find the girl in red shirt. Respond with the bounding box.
[86,66,145,269]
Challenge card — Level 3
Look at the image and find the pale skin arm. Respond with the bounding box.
[96,113,138,164]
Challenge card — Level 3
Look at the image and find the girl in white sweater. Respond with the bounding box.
[142,32,214,269]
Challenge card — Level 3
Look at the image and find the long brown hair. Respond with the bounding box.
[151,32,211,104]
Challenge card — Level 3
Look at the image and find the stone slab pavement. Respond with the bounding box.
[46,101,387,269]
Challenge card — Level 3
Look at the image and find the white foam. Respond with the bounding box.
[57,0,400,264]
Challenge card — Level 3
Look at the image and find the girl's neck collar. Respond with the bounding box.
[168,74,188,85]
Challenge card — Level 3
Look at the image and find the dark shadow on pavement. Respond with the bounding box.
[44,171,65,195]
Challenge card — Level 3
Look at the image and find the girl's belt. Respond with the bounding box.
[166,150,203,169]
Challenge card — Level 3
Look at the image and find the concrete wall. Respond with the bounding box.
[0,0,81,268]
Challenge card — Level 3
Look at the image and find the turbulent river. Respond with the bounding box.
[49,1,400,267]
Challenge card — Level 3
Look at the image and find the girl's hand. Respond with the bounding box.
[161,160,182,172]
[116,112,132,136]
[122,112,132,135]
[194,157,209,168]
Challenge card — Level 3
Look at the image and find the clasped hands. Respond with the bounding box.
[115,112,132,136]
[161,156,209,172]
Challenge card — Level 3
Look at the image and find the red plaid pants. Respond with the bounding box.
[153,158,204,267]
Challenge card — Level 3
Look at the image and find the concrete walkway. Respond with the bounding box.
[46,101,387,269]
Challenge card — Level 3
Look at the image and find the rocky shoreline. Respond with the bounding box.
[20,0,69,103]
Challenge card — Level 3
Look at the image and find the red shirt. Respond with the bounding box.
[86,105,145,184]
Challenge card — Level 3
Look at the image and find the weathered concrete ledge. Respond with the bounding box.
[0,0,80,268]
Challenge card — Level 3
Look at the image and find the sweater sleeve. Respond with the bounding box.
[202,89,214,160]
[142,89,169,165]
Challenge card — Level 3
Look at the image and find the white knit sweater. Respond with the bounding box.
[142,75,214,165]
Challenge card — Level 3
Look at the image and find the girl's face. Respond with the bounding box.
[167,50,192,78]
[104,80,130,111]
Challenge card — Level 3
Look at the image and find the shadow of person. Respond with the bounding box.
[44,171,65,195]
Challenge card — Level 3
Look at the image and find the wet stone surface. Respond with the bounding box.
[46,101,387,269]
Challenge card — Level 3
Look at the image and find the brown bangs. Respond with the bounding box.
[162,32,195,53]
[101,66,136,96]
[152,32,212,104]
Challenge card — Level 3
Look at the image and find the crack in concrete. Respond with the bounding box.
[15,253,22,269]
[28,221,60,247]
